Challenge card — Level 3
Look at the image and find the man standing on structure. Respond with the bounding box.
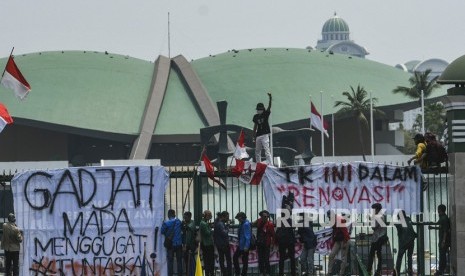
[253,92,273,165]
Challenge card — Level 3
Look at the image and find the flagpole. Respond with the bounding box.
[421,90,425,134]
[1,47,14,78]
[167,13,171,58]
[309,95,313,153]
[182,145,206,213]
[331,94,335,158]
[370,92,374,162]
[320,91,324,164]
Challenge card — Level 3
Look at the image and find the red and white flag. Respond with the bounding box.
[232,160,267,185]
[199,153,226,190]
[233,130,249,160]
[310,102,329,138]
[1,55,31,100]
[0,102,13,133]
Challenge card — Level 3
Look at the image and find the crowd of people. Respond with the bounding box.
[160,201,451,276]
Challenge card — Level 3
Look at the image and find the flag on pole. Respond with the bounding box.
[310,102,329,138]
[1,55,31,100]
[232,160,267,185]
[0,102,13,133]
[201,153,226,190]
[233,129,249,159]
[194,248,203,276]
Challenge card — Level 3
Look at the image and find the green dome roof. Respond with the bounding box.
[322,14,349,33]
[437,54,465,84]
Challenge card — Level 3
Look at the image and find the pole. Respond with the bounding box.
[370,92,374,162]
[167,12,171,58]
[1,47,14,78]
[320,91,324,164]
[331,94,335,158]
[269,98,274,166]
[182,145,206,213]
[421,90,425,134]
[309,95,313,152]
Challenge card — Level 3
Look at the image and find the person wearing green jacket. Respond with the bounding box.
[394,210,417,276]
[200,210,215,276]
[182,211,196,276]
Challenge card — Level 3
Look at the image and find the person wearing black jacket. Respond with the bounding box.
[298,223,317,275]
[277,194,296,276]
[214,211,232,276]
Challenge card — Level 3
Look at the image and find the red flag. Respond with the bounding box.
[233,130,249,159]
[310,102,329,138]
[1,55,31,100]
[0,102,13,133]
[202,153,226,190]
[232,160,267,185]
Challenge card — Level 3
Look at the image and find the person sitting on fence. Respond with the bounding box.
[326,210,350,276]
[394,210,417,276]
[423,132,448,169]
[214,211,232,276]
[367,203,389,276]
[297,220,317,276]
[161,209,183,276]
[254,210,275,276]
[407,133,427,169]
[200,210,215,276]
[182,211,196,276]
[233,212,252,276]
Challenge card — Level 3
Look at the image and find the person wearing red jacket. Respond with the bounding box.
[326,210,350,276]
[254,210,275,276]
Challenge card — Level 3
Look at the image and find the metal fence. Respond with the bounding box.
[0,166,451,275]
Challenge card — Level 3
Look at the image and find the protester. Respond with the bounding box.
[367,203,389,276]
[233,212,251,276]
[432,204,451,276]
[277,194,296,276]
[214,211,232,276]
[297,221,317,276]
[182,211,196,276]
[255,210,275,276]
[424,132,448,168]
[407,133,427,169]
[253,92,273,165]
[200,210,215,276]
[394,210,417,276]
[161,209,183,276]
[326,210,350,276]
[1,213,22,276]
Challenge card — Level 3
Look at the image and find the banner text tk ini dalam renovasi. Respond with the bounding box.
[12,166,169,276]
[263,162,421,215]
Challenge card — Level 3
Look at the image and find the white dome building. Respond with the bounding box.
[315,13,369,58]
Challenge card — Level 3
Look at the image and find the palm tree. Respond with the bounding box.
[392,69,440,102]
[334,85,384,161]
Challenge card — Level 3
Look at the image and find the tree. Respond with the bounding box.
[412,102,446,136]
[392,69,440,102]
[334,85,384,161]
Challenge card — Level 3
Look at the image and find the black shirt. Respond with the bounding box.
[253,110,271,136]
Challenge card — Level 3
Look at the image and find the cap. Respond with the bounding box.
[256,103,265,110]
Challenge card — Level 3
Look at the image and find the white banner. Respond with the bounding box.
[12,166,169,276]
[263,162,421,215]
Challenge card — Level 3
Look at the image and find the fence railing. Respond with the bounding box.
[0,165,451,275]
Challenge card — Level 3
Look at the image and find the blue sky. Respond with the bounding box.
[1,0,464,66]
